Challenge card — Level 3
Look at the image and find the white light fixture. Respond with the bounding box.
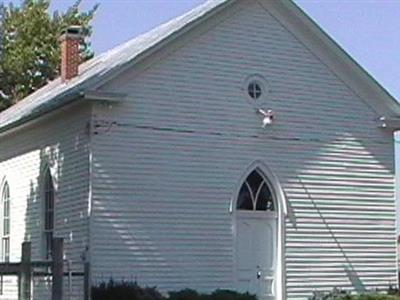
[379,116,387,128]
[257,108,274,128]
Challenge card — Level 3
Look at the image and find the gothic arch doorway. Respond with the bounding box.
[233,165,286,300]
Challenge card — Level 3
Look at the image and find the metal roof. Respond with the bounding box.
[0,0,229,133]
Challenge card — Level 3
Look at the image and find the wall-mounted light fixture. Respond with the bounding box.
[257,109,274,128]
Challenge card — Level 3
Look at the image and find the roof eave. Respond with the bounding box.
[0,90,126,136]
[0,90,83,136]
[83,91,127,103]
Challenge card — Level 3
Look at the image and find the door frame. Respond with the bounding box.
[230,161,287,300]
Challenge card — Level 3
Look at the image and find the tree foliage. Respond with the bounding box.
[0,0,98,111]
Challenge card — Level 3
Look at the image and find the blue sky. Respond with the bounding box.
[47,0,399,100]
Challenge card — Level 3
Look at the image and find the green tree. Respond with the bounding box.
[0,0,98,111]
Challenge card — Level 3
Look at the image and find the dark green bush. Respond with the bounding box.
[92,281,256,300]
[209,289,257,300]
[335,296,400,300]
[310,289,400,300]
[168,289,256,300]
[168,289,201,300]
[91,279,164,300]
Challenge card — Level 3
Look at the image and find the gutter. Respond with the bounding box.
[0,90,125,136]
[0,90,83,136]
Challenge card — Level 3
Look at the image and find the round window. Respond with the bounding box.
[248,81,262,99]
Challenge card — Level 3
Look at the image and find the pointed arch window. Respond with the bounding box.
[43,169,54,259]
[1,182,10,262]
[237,170,274,211]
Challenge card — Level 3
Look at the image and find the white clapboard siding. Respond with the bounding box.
[0,103,91,300]
[90,0,396,299]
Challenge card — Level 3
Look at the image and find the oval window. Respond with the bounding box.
[248,81,262,100]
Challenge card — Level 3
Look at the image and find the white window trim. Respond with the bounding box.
[0,181,10,264]
[42,167,55,260]
[242,74,270,106]
[0,179,10,296]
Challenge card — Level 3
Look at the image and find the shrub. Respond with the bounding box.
[91,279,164,300]
[92,281,256,300]
[168,289,256,300]
[337,296,400,300]
[168,289,201,300]
[310,289,400,300]
[209,289,257,300]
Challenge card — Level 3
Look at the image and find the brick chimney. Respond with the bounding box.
[60,26,82,82]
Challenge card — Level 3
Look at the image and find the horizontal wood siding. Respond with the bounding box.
[91,1,397,299]
[0,103,91,300]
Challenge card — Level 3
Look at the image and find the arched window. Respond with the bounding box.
[237,169,274,211]
[1,182,10,262]
[43,169,54,259]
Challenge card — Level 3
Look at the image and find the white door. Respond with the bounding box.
[236,212,276,300]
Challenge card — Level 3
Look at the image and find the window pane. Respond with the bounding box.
[248,84,254,98]
[237,184,253,210]
[255,85,261,98]
[45,211,53,230]
[46,232,53,259]
[49,193,54,209]
[45,213,49,230]
[3,219,9,236]
[2,184,9,218]
[49,213,53,230]
[45,171,52,188]
[47,191,54,210]
[237,169,275,212]
[2,238,9,262]
[45,194,49,210]
[256,183,274,211]
[0,273,3,294]
[247,170,263,197]
[3,200,9,218]
[248,82,262,99]
[1,184,9,201]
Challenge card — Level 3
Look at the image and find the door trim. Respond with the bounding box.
[231,161,287,300]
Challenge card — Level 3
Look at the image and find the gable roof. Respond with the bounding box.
[0,0,231,133]
[0,0,399,134]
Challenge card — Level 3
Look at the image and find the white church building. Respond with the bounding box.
[0,0,399,299]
